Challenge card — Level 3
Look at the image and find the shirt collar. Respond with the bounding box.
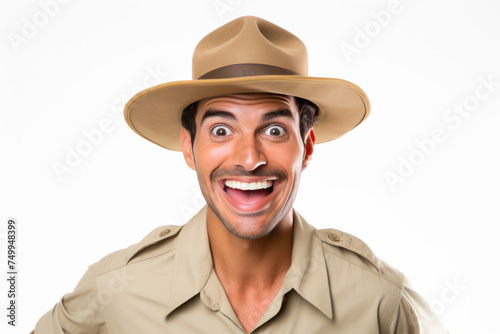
[165,206,213,317]
[285,210,333,319]
[164,207,333,320]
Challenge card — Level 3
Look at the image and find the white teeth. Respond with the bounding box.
[225,180,273,190]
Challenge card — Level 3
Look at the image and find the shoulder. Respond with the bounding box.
[94,224,184,276]
[314,227,410,328]
[315,227,404,289]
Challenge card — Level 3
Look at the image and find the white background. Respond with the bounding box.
[1,0,499,333]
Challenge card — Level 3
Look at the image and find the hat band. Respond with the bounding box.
[198,63,299,79]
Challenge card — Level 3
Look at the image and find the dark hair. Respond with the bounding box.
[296,97,318,139]
[181,96,318,145]
[181,101,199,144]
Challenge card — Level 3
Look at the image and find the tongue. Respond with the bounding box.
[226,188,270,204]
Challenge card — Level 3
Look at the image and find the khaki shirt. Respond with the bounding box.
[36,207,447,333]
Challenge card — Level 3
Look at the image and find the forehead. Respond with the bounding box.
[197,93,297,116]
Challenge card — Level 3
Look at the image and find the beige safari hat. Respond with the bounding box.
[124,16,370,151]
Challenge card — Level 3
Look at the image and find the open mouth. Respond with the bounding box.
[223,180,274,205]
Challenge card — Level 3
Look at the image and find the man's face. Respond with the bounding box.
[181,94,314,239]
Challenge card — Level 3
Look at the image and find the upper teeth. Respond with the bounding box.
[225,180,273,190]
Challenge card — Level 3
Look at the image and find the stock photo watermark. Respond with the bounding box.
[429,277,467,316]
[81,268,135,313]
[179,187,206,222]
[385,74,499,191]
[339,0,403,63]
[63,267,135,333]
[7,0,73,53]
[51,65,170,182]
[419,277,467,329]
[212,0,245,20]
[5,218,18,326]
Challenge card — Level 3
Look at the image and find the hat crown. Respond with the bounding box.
[125,16,369,151]
[192,16,308,80]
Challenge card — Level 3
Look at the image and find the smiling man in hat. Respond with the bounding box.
[34,16,447,333]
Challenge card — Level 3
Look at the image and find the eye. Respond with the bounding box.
[263,125,286,136]
[211,125,233,137]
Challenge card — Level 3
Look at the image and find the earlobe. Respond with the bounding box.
[302,128,315,170]
[181,128,196,171]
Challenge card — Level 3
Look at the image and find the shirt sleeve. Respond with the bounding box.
[35,263,108,334]
[386,282,448,334]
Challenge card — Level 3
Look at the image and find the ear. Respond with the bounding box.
[302,128,315,171]
[181,128,196,171]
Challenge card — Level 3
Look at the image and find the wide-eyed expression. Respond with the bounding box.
[181,94,314,239]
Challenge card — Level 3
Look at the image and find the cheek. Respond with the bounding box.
[268,146,304,189]
[276,144,304,170]
[194,143,231,178]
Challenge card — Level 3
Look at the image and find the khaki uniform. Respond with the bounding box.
[35,207,447,333]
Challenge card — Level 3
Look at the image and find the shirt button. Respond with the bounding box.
[328,233,340,242]
[159,229,171,237]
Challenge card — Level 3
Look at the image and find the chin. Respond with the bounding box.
[217,208,279,240]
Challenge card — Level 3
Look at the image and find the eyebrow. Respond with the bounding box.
[200,107,294,125]
[261,108,294,122]
[200,109,237,125]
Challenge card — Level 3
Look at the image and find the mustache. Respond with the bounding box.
[211,166,288,182]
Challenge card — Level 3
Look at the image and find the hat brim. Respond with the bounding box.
[124,75,370,151]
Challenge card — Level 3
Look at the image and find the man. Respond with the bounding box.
[34,16,447,333]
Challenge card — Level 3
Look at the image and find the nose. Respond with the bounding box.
[232,136,266,171]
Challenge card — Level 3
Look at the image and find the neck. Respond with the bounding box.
[206,208,293,289]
